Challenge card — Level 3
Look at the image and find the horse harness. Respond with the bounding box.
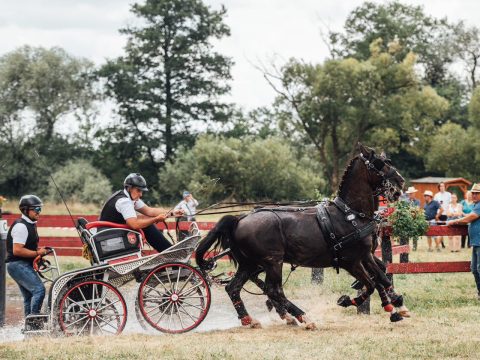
[315,197,378,273]
[251,199,379,274]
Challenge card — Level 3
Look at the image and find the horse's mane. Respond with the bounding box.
[337,155,359,197]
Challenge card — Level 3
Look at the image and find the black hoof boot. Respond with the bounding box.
[337,295,353,307]
[390,312,403,322]
[391,294,404,307]
[350,280,364,290]
[266,299,273,312]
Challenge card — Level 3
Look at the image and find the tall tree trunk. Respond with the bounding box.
[165,56,173,162]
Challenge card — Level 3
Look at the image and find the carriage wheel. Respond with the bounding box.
[138,262,211,333]
[58,280,127,336]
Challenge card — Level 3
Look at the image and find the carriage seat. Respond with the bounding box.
[81,221,144,263]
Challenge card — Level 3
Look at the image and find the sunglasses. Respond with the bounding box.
[31,207,42,214]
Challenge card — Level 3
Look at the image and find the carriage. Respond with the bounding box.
[23,219,211,336]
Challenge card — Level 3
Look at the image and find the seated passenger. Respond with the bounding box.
[99,173,182,253]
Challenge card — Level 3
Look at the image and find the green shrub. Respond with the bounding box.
[48,159,112,204]
[158,135,324,204]
[389,201,429,242]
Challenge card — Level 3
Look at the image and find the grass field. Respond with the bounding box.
[1,236,479,359]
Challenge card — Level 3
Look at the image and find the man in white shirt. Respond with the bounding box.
[175,191,199,221]
[434,182,451,249]
[6,195,49,317]
[175,191,199,240]
[99,173,183,252]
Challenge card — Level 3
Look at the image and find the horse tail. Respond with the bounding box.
[196,215,240,270]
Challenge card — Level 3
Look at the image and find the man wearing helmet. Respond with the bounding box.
[6,195,49,317]
[99,173,182,252]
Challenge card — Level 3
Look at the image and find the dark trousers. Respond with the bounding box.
[142,224,172,253]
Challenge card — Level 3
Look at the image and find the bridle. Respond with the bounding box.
[358,152,402,200]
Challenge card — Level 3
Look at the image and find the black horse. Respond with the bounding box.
[196,144,406,329]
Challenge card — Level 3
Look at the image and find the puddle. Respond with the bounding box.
[0,284,279,341]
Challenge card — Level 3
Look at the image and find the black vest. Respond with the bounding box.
[6,218,39,263]
[99,190,129,224]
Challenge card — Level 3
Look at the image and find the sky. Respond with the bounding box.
[1,0,480,112]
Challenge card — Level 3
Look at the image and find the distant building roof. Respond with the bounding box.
[411,177,472,185]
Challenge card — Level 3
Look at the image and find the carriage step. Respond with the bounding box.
[23,314,50,334]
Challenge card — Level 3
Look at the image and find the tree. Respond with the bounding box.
[329,1,455,87]
[0,46,97,197]
[268,42,448,192]
[99,0,233,174]
[424,122,478,179]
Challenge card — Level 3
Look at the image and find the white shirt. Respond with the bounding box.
[115,189,146,220]
[175,198,199,221]
[11,214,36,245]
[434,191,452,211]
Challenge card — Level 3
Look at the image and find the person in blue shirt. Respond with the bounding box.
[448,183,480,300]
[461,191,474,248]
[424,190,443,252]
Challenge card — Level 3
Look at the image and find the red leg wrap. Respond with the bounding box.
[241,315,252,326]
[296,315,305,323]
[351,299,357,306]
[383,304,394,312]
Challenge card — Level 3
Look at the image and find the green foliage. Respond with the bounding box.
[98,0,233,182]
[158,136,324,204]
[271,44,447,192]
[425,122,479,179]
[47,160,112,204]
[329,1,455,86]
[0,46,97,198]
[389,201,429,242]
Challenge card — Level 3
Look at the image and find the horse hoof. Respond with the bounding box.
[282,314,298,326]
[390,312,403,322]
[250,319,262,329]
[305,322,317,331]
[397,309,411,318]
[337,295,353,308]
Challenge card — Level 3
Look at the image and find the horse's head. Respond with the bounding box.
[357,143,405,202]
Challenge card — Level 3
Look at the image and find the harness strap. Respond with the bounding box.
[252,207,309,213]
[315,202,377,274]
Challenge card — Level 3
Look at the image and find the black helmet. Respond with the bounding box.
[124,173,148,191]
[19,195,43,213]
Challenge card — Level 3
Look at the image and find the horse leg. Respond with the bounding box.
[250,273,303,326]
[263,262,316,330]
[225,265,261,328]
[337,260,376,309]
[360,256,403,322]
[371,256,410,318]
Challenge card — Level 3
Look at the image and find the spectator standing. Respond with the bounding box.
[461,191,474,248]
[404,186,420,207]
[434,182,451,248]
[446,193,463,252]
[424,190,443,252]
[175,191,199,240]
[175,191,199,221]
[447,183,480,300]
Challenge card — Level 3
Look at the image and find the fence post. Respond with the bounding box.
[311,268,324,285]
[381,232,393,285]
[0,210,7,327]
[399,237,409,263]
